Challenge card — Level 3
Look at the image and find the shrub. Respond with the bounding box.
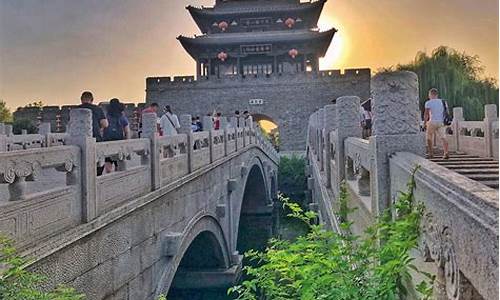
[278,155,307,206]
[229,168,433,300]
[0,236,85,300]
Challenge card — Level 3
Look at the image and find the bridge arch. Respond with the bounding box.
[155,213,231,297]
[232,155,274,254]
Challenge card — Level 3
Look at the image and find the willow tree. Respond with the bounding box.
[394,46,498,120]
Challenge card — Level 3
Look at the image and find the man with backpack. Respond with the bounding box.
[103,98,131,173]
[424,88,450,159]
[77,91,108,175]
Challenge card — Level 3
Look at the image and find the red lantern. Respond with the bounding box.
[218,21,228,31]
[288,48,298,59]
[217,51,228,61]
[285,18,295,28]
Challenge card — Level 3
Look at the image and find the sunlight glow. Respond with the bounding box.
[318,15,349,70]
[258,120,278,133]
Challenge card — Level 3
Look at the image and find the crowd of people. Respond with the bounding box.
[75,91,256,174]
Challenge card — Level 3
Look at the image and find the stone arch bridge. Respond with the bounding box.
[0,111,279,299]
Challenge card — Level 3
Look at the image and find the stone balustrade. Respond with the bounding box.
[306,71,498,300]
[444,104,499,158]
[0,109,278,252]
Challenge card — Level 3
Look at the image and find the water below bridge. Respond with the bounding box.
[166,201,307,300]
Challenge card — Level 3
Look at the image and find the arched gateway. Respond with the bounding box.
[146,0,370,152]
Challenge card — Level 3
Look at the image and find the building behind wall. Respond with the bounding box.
[146,0,371,151]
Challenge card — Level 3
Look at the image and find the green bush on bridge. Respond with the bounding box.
[229,168,434,300]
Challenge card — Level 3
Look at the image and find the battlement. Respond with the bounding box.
[146,68,371,89]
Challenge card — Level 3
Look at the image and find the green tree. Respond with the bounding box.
[25,101,44,108]
[278,155,307,205]
[229,168,433,300]
[13,119,38,134]
[0,236,85,300]
[0,100,13,123]
[392,46,498,120]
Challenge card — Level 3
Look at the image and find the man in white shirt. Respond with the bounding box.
[424,88,449,159]
[160,105,180,136]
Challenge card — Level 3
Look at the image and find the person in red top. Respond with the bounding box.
[213,112,222,130]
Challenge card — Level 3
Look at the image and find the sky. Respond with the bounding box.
[0,0,498,110]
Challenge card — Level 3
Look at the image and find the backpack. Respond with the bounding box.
[442,100,452,126]
[103,115,124,141]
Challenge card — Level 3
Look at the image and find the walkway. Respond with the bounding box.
[429,151,499,189]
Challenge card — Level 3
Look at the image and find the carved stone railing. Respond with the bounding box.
[95,139,151,215]
[0,109,279,253]
[158,134,189,186]
[0,146,82,249]
[305,71,498,299]
[344,137,371,211]
[445,104,498,158]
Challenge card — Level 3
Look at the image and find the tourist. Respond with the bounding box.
[103,98,131,173]
[213,112,222,130]
[243,110,253,127]
[160,105,180,136]
[360,99,372,139]
[235,110,241,127]
[77,91,108,176]
[195,116,203,131]
[191,117,199,132]
[424,88,450,159]
[139,103,160,136]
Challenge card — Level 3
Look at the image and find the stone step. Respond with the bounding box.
[451,168,499,174]
[436,161,499,166]
[465,174,500,180]
[445,164,499,169]
[478,180,499,189]
[430,157,495,162]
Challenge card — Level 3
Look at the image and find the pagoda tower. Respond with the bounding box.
[178,0,335,79]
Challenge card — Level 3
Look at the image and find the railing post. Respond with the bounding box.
[323,104,337,187]
[317,108,325,168]
[483,104,498,158]
[203,116,214,163]
[0,123,6,152]
[330,96,362,197]
[452,107,464,153]
[179,114,193,172]
[5,124,13,137]
[142,112,160,190]
[370,71,425,215]
[39,122,51,147]
[67,108,97,222]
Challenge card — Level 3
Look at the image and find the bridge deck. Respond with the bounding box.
[428,151,499,189]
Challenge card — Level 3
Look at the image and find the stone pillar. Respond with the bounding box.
[5,125,13,137]
[142,112,160,190]
[483,104,498,158]
[0,123,6,152]
[330,96,362,197]
[67,108,97,222]
[202,116,213,132]
[21,129,27,135]
[317,108,325,168]
[452,107,464,153]
[39,122,51,147]
[179,114,193,172]
[370,71,425,215]
[323,104,337,187]
[196,60,201,79]
[203,116,214,163]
